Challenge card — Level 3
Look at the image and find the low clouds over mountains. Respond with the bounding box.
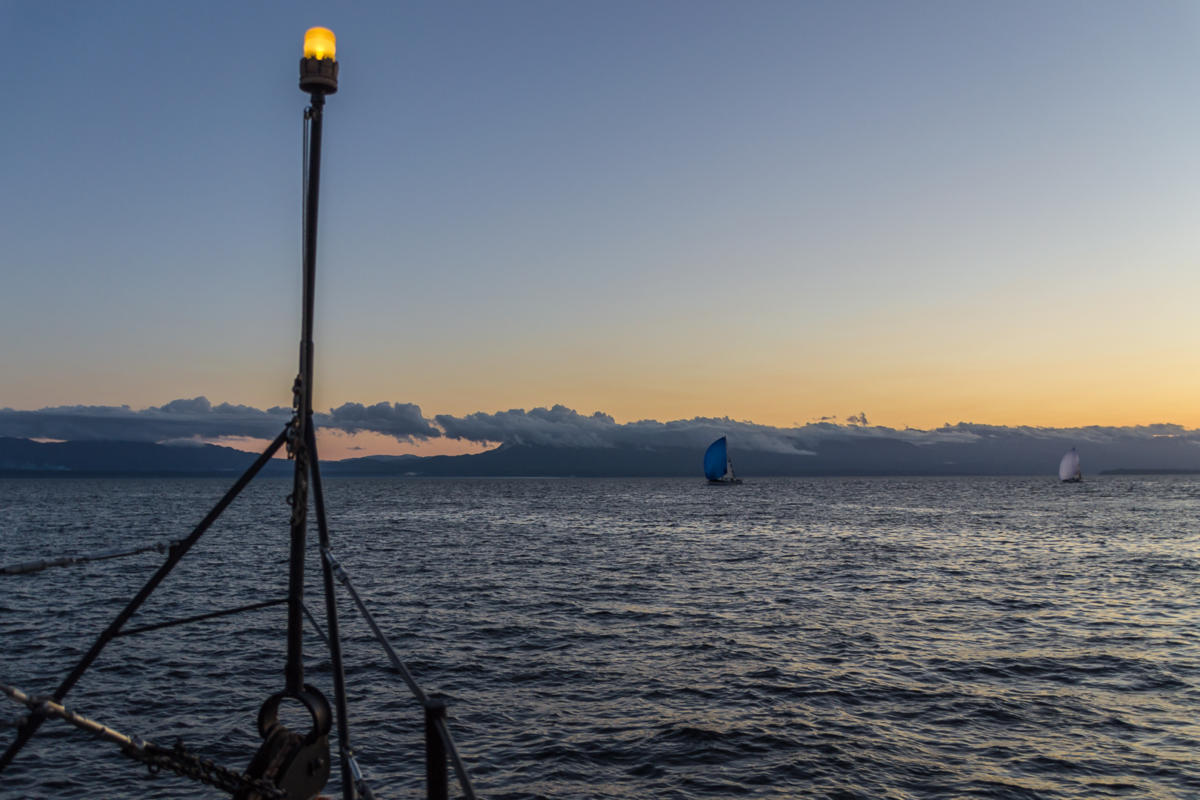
[0,398,437,444]
[2,398,1199,475]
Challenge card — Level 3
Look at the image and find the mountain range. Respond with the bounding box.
[4,434,1200,478]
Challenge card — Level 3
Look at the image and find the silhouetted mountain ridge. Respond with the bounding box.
[4,434,1200,478]
[0,437,291,476]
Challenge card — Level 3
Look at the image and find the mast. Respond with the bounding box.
[247,26,343,799]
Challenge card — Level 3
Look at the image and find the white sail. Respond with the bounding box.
[1058,448,1081,482]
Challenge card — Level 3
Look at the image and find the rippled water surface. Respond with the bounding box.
[2,475,1198,799]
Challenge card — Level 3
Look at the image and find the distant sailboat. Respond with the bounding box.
[1059,448,1082,483]
[704,436,743,484]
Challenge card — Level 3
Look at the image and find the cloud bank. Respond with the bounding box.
[434,404,1197,452]
[322,401,440,439]
[437,405,819,454]
[0,397,439,444]
[2,399,1197,471]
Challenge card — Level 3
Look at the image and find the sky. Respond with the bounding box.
[4,1,1200,459]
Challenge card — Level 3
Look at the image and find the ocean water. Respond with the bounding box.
[1,475,1198,799]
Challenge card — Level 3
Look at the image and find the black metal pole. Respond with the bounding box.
[0,429,289,772]
[308,425,356,799]
[286,91,325,695]
[424,699,449,800]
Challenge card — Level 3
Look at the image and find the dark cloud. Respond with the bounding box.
[0,398,440,443]
[436,405,619,448]
[0,400,287,443]
[435,404,889,453]
[318,402,440,440]
[438,404,819,454]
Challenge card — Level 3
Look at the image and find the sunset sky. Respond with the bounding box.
[4,2,1200,458]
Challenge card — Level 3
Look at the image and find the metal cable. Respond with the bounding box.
[116,598,287,638]
[345,749,377,800]
[306,424,355,800]
[303,106,311,256]
[322,547,427,704]
[1,539,181,576]
[434,715,478,799]
[322,547,479,799]
[303,601,330,647]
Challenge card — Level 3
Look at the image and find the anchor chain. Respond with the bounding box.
[0,683,286,799]
[124,738,288,800]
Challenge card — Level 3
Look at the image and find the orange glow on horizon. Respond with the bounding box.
[206,431,492,461]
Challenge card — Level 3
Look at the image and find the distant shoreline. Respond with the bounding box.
[4,469,1200,480]
[7,437,1200,480]
[1098,468,1200,476]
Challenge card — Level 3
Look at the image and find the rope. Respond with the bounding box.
[0,682,285,798]
[0,539,181,576]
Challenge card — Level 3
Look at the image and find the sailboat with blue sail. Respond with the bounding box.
[704,436,743,484]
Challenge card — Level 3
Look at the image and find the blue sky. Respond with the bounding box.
[4,1,1200,455]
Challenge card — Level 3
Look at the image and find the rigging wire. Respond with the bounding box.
[0,428,289,772]
[323,547,478,800]
[303,106,311,261]
[0,539,181,576]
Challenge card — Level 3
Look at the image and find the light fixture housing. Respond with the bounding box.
[300,27,338,94]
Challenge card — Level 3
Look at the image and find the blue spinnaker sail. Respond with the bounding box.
[704,437,728,481]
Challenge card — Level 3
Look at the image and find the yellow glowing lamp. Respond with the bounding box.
[304,27,336,61]
[299,27,339,95]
